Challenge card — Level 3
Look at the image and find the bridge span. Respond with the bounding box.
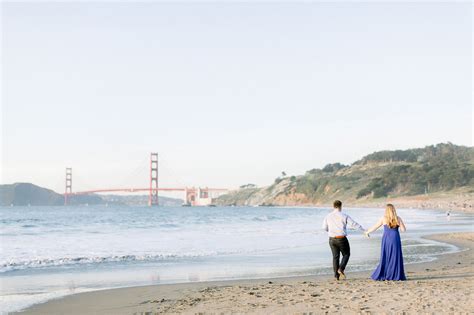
[64,153,229,206]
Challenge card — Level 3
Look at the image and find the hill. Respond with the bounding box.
[0,183,102,206]
[216,143,474,210]
[0,183,183,206]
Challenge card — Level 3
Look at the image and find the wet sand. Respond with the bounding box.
[16,232,474,314]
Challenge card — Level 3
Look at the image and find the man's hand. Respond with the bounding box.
[364,231,370,238]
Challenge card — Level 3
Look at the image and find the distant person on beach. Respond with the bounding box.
[446,210,451,221]
[365,204,407,281]
[322,200,366,280]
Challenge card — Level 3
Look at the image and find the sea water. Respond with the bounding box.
[1,206,472,313]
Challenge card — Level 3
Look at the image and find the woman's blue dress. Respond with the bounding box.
[371,225,406,281]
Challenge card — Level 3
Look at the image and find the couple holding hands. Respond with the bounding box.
[322,200,406,281]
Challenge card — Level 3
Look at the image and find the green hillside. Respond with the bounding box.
[216,143,474,206]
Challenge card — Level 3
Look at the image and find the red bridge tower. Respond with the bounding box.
[64,167,72,205]
[149,153,159,206]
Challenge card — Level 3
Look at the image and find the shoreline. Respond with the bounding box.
[268,199,473,214]
[16,231,474,314]
[348,193,474,213]
[219,188,474,213]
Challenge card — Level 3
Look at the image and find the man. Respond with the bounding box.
[322,200,366,280]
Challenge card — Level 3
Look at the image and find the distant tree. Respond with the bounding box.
[322,163,347,173]
[281,171,287,177]
[240,184,257,189]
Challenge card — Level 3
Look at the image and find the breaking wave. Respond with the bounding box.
[1,252,216,273]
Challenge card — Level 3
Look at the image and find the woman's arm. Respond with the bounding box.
[398,216,406,232]
[366,217,384,235]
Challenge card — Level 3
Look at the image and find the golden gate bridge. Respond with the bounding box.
[63,153,229,206]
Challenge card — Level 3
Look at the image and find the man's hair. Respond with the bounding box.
[333,200,342,209]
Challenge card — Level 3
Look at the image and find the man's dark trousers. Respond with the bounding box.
[329,237,350,278]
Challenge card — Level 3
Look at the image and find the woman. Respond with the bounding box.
[365,204,406,281]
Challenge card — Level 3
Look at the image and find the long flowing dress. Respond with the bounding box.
[371,225,406,281]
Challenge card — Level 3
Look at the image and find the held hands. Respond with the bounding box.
[364,231,370,238]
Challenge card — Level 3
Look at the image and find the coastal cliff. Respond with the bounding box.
[216,143,474,211]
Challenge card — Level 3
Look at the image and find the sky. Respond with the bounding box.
[1,1,472,194]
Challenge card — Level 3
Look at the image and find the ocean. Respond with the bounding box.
[1,205,472,313]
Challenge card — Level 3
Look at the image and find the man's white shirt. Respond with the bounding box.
[322,209,365,237]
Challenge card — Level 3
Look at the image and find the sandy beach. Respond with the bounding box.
[16,232,473,315]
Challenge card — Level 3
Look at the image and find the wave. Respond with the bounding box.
[251,215,282,222]
[1,242,312,273]
[0,253,215,273]
[0,218,42,224]
[159,223,180,228]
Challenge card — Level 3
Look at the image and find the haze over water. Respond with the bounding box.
[1,206,472,313]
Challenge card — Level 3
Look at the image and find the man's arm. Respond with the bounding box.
[322,216,328,231]
[346,215,365,231]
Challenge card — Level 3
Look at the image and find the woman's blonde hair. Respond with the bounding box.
[385,204,399,228]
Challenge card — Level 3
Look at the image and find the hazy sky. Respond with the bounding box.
[1,1,472,194]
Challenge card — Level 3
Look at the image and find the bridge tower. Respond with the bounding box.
[185,187,196,206]
[64,167,72,205]
[149,153,159,206]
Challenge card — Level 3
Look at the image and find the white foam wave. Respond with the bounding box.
[0,253,214,273]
